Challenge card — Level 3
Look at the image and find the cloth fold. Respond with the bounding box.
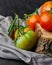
[0,15,52,65]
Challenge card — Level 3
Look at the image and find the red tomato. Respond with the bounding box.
[27,14,39,31]
[39,12,52,31]
[40,1,52,14]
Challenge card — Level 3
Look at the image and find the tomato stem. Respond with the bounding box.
[8,15,17,36]
[50,8,52,14]
[33,8,39,15]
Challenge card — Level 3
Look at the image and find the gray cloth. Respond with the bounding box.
[0,15,52,65]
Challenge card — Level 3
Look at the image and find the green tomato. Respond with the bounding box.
[15,31,37,50]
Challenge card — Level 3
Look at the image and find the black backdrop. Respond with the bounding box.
[0,0,47,18]
[0,0,49,65]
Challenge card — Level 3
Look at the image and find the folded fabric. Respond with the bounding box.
[0,15,52,65]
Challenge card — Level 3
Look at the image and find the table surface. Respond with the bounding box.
[0,0,48,65]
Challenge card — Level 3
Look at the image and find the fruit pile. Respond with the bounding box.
[8,1,52,57]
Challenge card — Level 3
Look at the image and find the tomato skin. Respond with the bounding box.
[41,1,52,14]
[16,31,37,50]
[27,15,39,31]
[39,12,52,31]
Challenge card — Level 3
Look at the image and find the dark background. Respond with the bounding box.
[0,0,49,65]
[0,0,47,18]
